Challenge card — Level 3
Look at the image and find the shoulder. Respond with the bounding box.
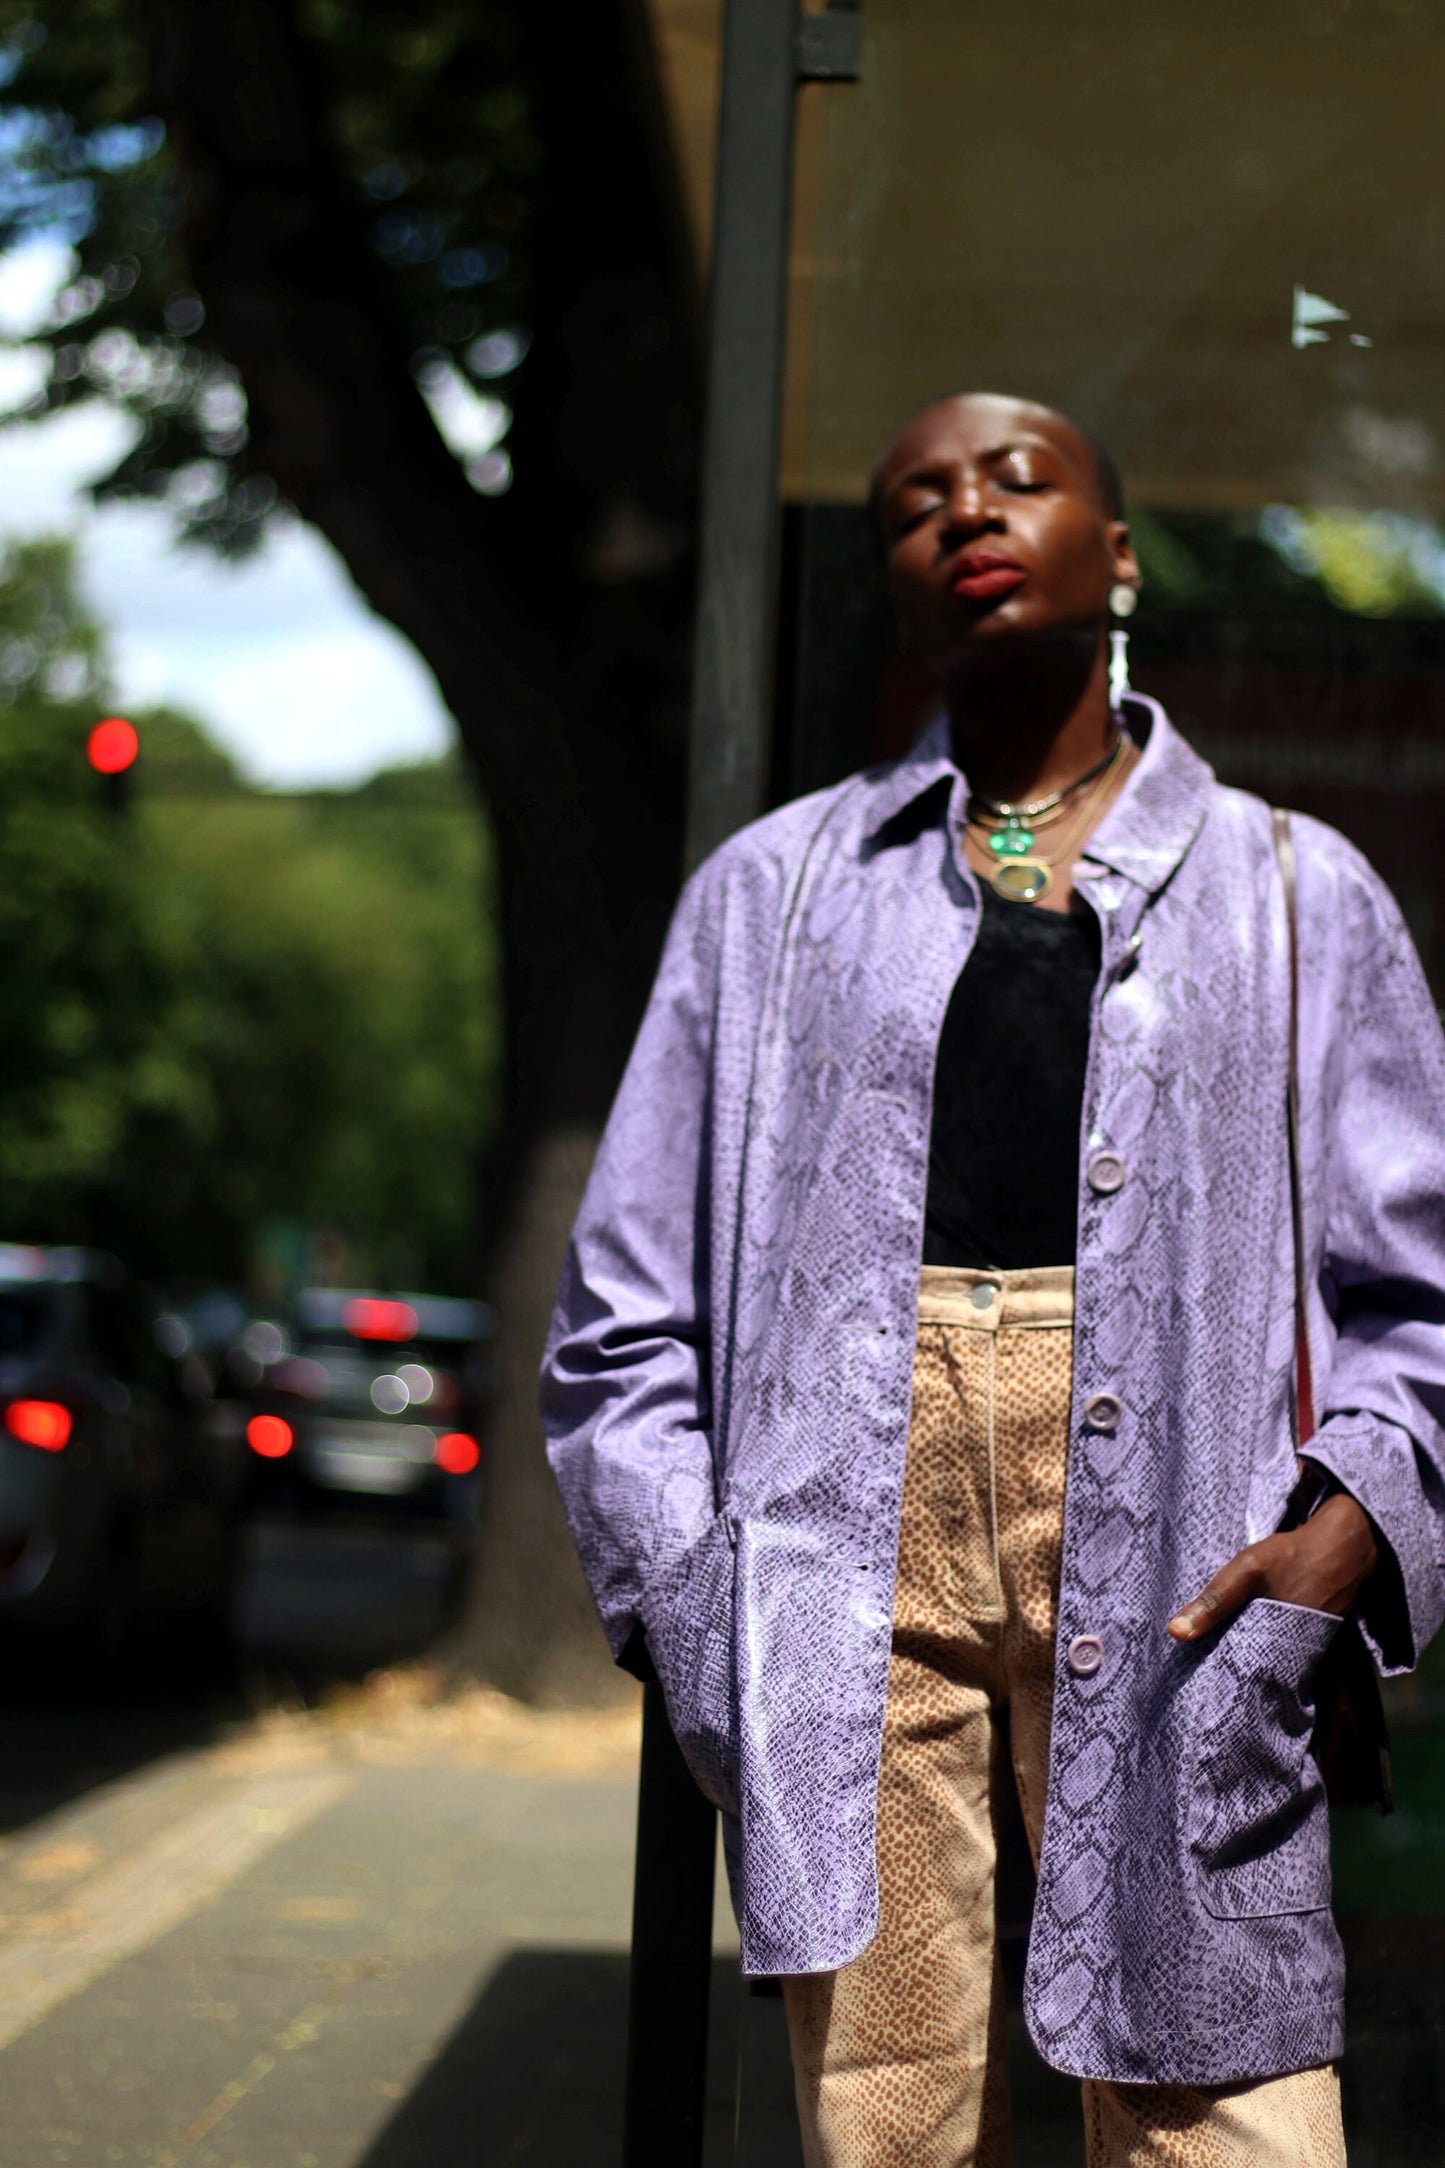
[679,762,902,928]
[1202,779,1402,917]
[1274,802,1412,959]
[696,773,870,884]
[648,775,868,1002]
[1202,782,1430,1022]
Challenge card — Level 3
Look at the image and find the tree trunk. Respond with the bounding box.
[139,0,698,1700]
[464,1122,618,1705]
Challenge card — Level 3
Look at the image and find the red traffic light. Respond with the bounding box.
[87,718,139,776]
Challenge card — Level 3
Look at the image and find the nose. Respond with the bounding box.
[940,477,1002,546]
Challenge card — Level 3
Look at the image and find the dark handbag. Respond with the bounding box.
[1273,809,1393,1814]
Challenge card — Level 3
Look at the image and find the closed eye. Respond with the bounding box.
[890,502,944,539]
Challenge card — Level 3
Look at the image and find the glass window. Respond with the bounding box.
[779,0,1445,1000]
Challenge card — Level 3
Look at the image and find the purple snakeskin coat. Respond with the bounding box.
[541,696,1445,2085]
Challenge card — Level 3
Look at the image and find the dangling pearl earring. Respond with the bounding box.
[1108,582,1138,711]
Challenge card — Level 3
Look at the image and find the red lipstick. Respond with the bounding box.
[949,551,1026,602]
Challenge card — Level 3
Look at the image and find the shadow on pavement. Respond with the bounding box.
[356,1951,803,2168]
[0,1630,239,1836]
[354,1948,1093,2168]
[0,1517,460,1837]
[352,1923,1444,2168]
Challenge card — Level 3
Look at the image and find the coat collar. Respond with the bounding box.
[860,693,1214,897]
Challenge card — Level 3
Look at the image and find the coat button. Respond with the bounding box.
[1067,1634,1104,1677]
[1083,1392,1122,1433]
[1087,1151,1126,1194]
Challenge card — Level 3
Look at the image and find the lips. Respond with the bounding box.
[949,553,1027,602]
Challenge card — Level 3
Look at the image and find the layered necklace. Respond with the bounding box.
[965,728,1134,904]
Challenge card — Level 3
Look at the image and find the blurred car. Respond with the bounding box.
[238,1289,491,1543]
[155,1284,255,1368]
[0,1243,238,1654]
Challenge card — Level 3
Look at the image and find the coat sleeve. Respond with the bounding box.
[1301,831,1445,1673]
[539,862,725,1673]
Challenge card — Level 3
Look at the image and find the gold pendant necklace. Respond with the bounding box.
[991,854,1055,903]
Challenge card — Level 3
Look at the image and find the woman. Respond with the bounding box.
[541,393,1445,2164]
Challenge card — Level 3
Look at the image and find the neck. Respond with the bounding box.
[945,633,1116,804]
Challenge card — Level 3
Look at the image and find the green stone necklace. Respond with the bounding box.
[973,732,1123,862]
[967,732,1131,903]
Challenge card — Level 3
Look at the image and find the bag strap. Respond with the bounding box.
[1271,808,1316,1445]
[1273,811,1393,1815]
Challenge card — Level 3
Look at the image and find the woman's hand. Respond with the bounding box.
[1166,1491,1378,1642]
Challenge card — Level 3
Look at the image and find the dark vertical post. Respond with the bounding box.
[683,0,803,874]
[624,6,862,2162]
[622,1682,720,2163]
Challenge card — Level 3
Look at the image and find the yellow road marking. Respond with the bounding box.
[0,1768,349,2055]
[154,1998,334,2166]
[264,1894,363,1922]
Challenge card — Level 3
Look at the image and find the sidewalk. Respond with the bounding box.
[0,1672,803,2166]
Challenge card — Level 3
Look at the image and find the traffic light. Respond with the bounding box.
[86,717,140,813]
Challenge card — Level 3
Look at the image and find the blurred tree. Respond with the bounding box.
[0,534,495,1298]
[0,537,159,1227]
[0,530,107,702]
[0,0,697,1696]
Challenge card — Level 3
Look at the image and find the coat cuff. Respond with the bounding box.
[1303,1413,1438,1673]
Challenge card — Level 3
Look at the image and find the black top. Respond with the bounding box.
[923,882,1101,1269]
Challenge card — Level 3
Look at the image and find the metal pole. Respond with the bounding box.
[622,1683,721,2163]
[683,0,803,875]
[625,5,862,2161]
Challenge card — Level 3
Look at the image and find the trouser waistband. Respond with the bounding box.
[917,1263,1075,1331]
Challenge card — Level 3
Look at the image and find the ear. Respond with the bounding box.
[1107,519,1141,593]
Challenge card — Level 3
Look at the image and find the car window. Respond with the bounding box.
[0,1289,57,1360]
[86,1286,170,1392]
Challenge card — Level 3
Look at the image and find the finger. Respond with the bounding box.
[1167,1547,1265,1641]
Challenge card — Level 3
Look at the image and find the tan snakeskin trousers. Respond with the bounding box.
[782,1265,1346,2168]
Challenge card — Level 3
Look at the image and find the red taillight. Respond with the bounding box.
[435,1431,480,1476]
[343,1298,419,1343]
[246,1414,294,1459]
[4,1400,72,1452]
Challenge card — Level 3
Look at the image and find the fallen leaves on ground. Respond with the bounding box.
[215,1662,643,1779]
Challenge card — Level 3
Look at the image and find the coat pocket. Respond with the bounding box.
[646,1510,739,1818]
[1187,1596,1341,1921]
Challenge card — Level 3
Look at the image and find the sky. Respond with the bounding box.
[0,239,458,788]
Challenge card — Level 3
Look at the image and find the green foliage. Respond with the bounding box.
[0,0,536,553]
[1130,507,1445,619]
[124,702,247,795]
[0,530,105,702]
[1265,508,1445,619]
[0,535,496,1291]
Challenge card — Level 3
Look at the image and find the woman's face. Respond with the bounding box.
[872,394,1138,683]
